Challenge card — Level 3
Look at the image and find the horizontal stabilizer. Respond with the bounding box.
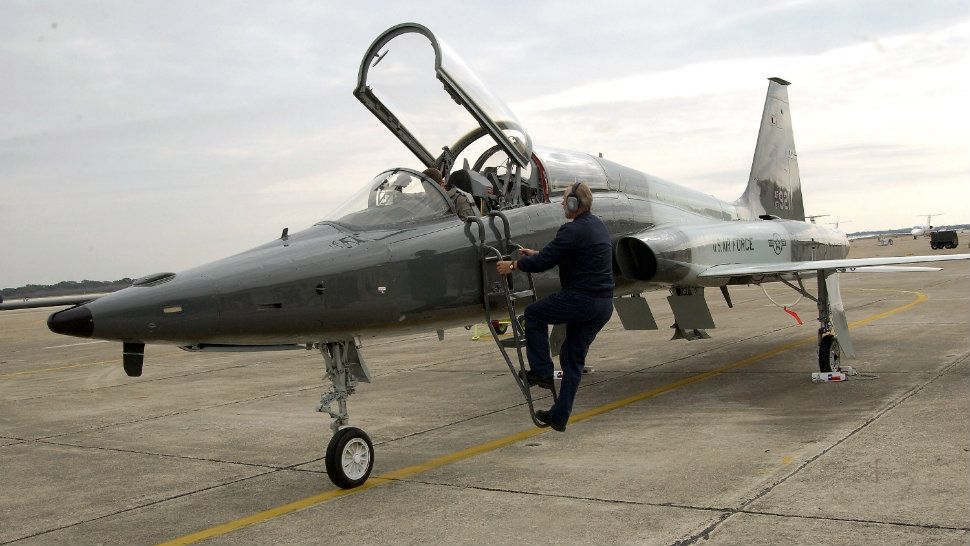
[698,253,970,278]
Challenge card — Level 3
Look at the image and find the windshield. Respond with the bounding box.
[325,169,454,229]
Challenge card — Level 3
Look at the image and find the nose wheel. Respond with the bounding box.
[325,427,374,489]
[316,339,374,489]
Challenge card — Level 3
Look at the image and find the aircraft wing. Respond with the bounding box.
[0,293,107,311]
[698,254,970,278]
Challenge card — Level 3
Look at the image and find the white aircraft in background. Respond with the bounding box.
[828,220,851,234]
[911,213,943,238]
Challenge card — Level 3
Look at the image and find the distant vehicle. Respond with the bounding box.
[930,230,958,249]
[877,235,894,246]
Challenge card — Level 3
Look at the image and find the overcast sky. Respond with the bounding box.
[2,1,969,287]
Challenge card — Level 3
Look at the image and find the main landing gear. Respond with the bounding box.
[773,269,851,373]
[316,339,374,489]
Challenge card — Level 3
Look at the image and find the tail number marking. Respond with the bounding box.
[774,188,792,211]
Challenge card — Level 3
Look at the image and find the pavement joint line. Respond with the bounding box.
[672,346,968,546]
[158,289,930,546]
[34,439,293,471]
[0,353,267,387]
[736,508,970,532]
[408,479,970,532]
[398,477,730,513]
[32,384,323,442]
[0,468,284,546]
[0,359,117,379]
[371,400,533,448]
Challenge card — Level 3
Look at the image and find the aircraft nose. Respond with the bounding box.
[48,305,94,338]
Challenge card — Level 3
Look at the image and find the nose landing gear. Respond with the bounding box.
[316,339,374,489]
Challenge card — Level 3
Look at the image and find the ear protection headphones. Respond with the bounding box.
[565,182,582,214]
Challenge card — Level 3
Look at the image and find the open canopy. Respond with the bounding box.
[354,23,532,170]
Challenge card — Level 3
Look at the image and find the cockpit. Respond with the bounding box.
[326,23,618,230]
[351,24,546,212]
[328,169,453,229]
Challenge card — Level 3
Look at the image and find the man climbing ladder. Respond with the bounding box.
[496,182,614,432]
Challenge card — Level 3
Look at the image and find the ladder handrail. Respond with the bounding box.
[464,216,555,428]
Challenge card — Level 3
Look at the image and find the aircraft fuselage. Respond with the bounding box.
[50,153,849,347]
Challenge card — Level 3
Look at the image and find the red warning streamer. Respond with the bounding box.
[784,306,803,325]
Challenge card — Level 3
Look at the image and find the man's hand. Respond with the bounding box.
[518,248,538,257]
[496,261,514,276]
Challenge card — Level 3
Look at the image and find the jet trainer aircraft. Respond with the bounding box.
[7,23,968,489]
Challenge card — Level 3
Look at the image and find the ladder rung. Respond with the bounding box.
[499,337,525,348]
[486,289,533,300]
[484,256,499,263]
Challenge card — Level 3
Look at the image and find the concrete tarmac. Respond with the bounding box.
[1,236,968,545]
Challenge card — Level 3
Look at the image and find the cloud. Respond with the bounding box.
[2,5,969,286]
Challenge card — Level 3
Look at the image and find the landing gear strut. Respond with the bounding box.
[316,339,374,489]
[814,273,839,373]
[774,270,851,373]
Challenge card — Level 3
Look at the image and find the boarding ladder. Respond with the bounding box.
[466,211,557,428]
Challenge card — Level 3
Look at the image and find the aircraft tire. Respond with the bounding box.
[325,427,374,489]
[818,334,841,373]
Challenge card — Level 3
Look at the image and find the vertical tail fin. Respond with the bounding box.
[738,77,804,221]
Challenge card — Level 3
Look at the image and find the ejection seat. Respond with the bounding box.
[448,168,492,215]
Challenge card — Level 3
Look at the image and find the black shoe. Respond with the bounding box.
[536,410,566,432]
[521,370,553,390]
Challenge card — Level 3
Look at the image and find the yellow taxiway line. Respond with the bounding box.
[159,289,928,545]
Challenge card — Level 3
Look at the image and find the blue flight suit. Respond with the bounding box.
[516,211,614,428]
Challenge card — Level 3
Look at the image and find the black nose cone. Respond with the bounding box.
[48,305,94,338]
